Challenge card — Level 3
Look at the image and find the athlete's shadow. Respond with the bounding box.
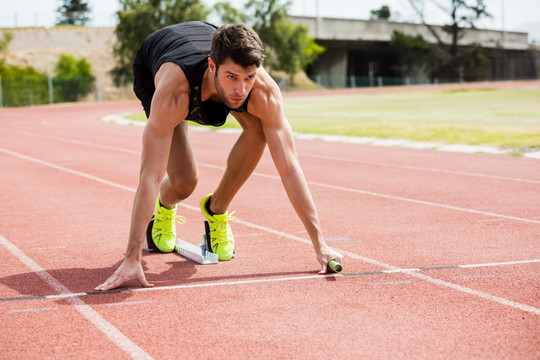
[0,252,316,306]
[0,252,198,305]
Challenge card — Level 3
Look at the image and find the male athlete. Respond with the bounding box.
[96,21,343,291]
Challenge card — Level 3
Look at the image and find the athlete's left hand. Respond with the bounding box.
[317,244,344,274]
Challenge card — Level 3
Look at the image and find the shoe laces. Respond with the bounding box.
[153,213,186,236]
[212,212,237,244]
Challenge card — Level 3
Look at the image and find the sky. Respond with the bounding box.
[1,0,539,42]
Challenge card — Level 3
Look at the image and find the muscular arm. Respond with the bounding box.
[95,63,189,290]
[247,69,343,272]
[125,64,189,260]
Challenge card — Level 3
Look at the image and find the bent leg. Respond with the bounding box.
[159,121,198,208]
[210,113,266,213]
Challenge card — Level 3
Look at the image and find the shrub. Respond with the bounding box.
[53,54,95,102]
[0,60,49,107]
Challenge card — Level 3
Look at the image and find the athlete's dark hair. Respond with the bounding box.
[211,23,265,69]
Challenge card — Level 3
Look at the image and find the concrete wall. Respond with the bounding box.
[291,16,529,50]
[291,16,537,87]
[310,48,348,88]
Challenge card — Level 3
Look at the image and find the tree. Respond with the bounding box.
[57,0,90,26]
[407,0,491,79]
[111,0,210,86]
[0,61,49,106]
[245,0,324,80]
[390,30,440,80]
[53,54,95,102]
[111,0,322,85]
[213,1,247,25]
[370,5,391,20]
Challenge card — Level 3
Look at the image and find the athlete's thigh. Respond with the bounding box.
[167,120,198,182]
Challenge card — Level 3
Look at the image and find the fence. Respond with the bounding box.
[0,75,99,107]
[0,75,137,107]
[0,12,116,28]
[2,73,540,108]
[306,74,540,90]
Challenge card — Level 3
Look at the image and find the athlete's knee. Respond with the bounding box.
[169,171,199,199]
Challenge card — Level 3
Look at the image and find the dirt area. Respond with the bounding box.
[2,26,136,101]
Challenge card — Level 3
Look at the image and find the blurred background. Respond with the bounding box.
[0,0,539,106]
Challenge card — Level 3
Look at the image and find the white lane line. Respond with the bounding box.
[308,180,540,225]
[2,148,539,315]
[1,129,140,155]
[370,280,413,286]
[235,221,540,316]
[105,300,151,307]
[413,271,540,315]
[0,235,153,360]
[301,153,540,185]
[0,148,137,193]
[195,164,540,225]
[2,259,539,303]
[459,259,540,268]
[5,128,539,184]
[11,307,59,313]
[452,275,495,280]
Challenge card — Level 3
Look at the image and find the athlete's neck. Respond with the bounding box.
[201,66,220,102]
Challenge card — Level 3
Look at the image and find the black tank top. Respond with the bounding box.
[133,21,248,126]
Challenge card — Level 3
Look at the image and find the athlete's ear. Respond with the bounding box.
[208,58,216,74]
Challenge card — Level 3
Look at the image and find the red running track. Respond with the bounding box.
[0,97,539,359]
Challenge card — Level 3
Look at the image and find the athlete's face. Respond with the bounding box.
[210,58,258,110]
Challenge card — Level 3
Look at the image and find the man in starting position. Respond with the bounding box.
[96,21,343,291]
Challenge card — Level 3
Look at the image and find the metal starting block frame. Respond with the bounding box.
[174,234,218,265]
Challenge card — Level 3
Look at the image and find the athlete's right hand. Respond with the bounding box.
[95,258,154,291]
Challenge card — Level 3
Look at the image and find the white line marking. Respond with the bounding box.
[301,153,540,184]
[201,163,540,225]
[2,129,140,155]
[308,180,540,224]
[235,221,540,315]
[2,148,539,315]
[0,148,137,193]
[452,275,495,279]
[11,307,59,313]
[459,259,540,268]
[6,128,539,184]
[105,300,151,307]
[413,272,540,315]
[0,235,153,360]
[4,259,539,303]
[370,280,413,286]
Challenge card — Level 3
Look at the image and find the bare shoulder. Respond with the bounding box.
[247,67,284,123]
[154,62,190,95]
[148,62,190,131]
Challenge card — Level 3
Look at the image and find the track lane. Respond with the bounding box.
[1,101,539,359]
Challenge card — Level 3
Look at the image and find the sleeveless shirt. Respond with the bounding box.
[132,21,249,127]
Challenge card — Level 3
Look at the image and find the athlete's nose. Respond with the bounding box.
[234,81,245,96]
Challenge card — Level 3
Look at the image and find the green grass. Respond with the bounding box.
[124,86,540,152]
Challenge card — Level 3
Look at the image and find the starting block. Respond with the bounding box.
[174,234,218,265]
[145,220,218,265]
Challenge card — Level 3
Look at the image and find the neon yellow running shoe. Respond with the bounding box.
[200,193,236,261]
[147,195,185,253]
